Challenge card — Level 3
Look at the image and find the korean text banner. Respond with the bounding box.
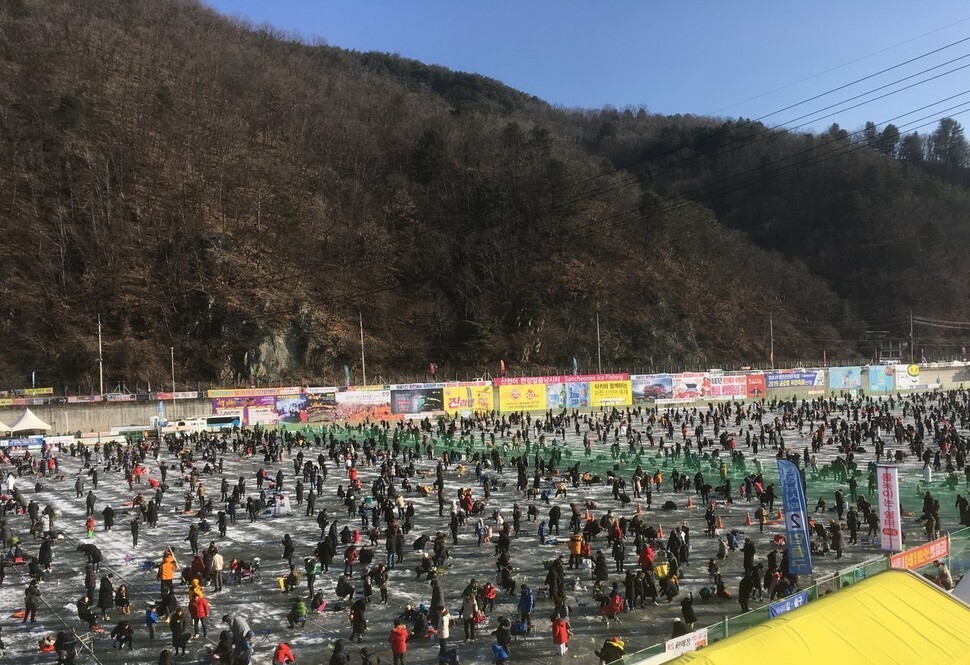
[494,373,626,386]
[443,385,494,414]
[889,535,949,570]
[211,396,275,413]
[631,374,673,402]
[877,465,903,551]
[868,366,895,392]
[777,459,813,575]
[498,384,546,412]
[828,366,862,390]
[703,375,746,400]
[768,589,810,618]
[766,371,824,389]
[589,380,631,407]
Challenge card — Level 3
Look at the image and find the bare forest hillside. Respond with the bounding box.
[1,0,968,389]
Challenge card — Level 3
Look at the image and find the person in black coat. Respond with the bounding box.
[328,638,349,665]
[101,506,114,531]
[97,575,115,620]
[38,537,53,573]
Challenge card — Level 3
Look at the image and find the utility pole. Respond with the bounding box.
[359,313,367,387]
[97,315,104,396]
[170,347,176,419]
[910,311,915,364]
[769,314,775,370]
[596,312,602,373]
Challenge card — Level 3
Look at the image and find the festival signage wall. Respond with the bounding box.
[868,366,895,393]
[828,366,862,391]
[390,388,444,415]
[671,373,706,400]
[766,370,824,389]
[631,374,673,403]
[589,380,632,407]
[498,384,547,412]
[746,373,767,398]
[703,374,746,400]
[443,385,495,414]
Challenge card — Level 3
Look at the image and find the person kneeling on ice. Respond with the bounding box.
[595,636,625,665]
[287,598,308,628]
[272,641,296,665]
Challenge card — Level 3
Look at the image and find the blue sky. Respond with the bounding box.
[203,1,970,134]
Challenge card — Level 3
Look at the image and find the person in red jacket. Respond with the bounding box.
[388,618,409,665]
[272,641,296,665]
[551,611,571,656]
[188,594,209,638]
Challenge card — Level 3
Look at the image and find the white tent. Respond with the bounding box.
[0,420,9,434]
[9,408,51,433]
[953,572,970,605]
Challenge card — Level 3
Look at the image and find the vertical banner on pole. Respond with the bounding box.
[877,465,903,551]
[777,459,813,575]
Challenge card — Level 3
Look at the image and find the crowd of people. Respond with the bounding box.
[1,388,968,664]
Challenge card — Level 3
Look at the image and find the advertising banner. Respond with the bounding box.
[105,394,136,402]
[746,373,767,398]
[334,389,392,422]
[498,384,547,412]
[664,628,708,656]
[211,396,275,413]
[703,374,746,400]
[67,395,102,404]
[672,372,706,400]
[828,366,862,391]
[305,391,337,423]
[443,385,495,414]
[207,387,301,398]
[777,459,813,575]
[632,374,673,403]
[276,394,308,423]
[766,371,824,389]
[546,382,591,410]
[494,373,626,386]
[390,388,444,415]
[867,366,895,393]
[589,380,632,407]
[768,590,810,618]
[877,465,903,551]
[894,364,923,391]
[156,391,201,400]
[889,535,950,570]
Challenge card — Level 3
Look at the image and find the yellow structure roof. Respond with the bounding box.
[672,570,970,665]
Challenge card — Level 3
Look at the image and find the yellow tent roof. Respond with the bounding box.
[672,570,970,665]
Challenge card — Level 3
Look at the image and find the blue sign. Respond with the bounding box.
[766,371,823,389]
[777,459,813,575]
[867,366,894,393]
[768,589,810,618]
[828,366,862,390]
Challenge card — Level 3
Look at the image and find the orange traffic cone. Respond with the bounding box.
[716,515,724,529]
[687,496,694,509]
[658,524,665,538]
[745,513,753,526]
